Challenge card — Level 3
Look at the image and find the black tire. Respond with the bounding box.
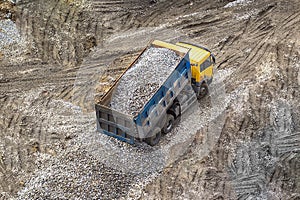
[162,114,175,134]
[198,83,209,99]
[145,130,161,146]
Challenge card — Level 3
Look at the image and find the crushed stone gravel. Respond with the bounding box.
[0,19,20,49]
[18,149,136,200]
[110,46,181,116]
[0,18,27,62]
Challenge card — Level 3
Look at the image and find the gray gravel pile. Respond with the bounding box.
[110,47,181,116]
[15,96,137,200]
[0,19,27,62]
[18,149,136,199]
[0,19,21,49]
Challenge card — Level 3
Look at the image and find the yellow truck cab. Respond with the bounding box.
[176,42,215,98]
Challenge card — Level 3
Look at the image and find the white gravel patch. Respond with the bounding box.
[224,0,253,8]
[0,19,27,62]
[0,19,21,49]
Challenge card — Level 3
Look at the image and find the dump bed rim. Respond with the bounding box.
[95,103,134,120]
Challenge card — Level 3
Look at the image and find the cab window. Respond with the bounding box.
[200,58,211,72]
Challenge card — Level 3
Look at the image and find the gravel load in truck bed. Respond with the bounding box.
[110,46,181,116]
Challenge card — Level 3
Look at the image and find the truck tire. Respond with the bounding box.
[145,130,161,146]
[162,114,175,134]
[198,83,209,99]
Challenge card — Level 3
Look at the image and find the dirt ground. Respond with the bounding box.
[0,0,299,199]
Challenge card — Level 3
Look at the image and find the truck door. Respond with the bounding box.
[191,62,201,84]
[199,56,213,82]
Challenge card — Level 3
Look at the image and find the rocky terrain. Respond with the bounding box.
[0,0,299,199]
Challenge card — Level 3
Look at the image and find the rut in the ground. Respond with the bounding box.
[139,0,300,199]
[0,0,300,199]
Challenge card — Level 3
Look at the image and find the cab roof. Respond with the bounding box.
[176,42,211,63]
[152,40,190,57]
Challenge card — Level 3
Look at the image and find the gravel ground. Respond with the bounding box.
[16,68,230,199]
[110,47,181,116]
[15,98,139,200]
[0,19,26,62]
[1,0,299,199]
[224,0,253,8]
[18,149,136,199]
[0,19,20,48]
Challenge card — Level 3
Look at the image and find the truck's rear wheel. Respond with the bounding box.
[198,83,209,99]
[145,130,161,146]
[162,114,175,134]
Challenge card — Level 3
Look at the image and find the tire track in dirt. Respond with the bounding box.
[1,0,299,198]
[229,123,299,199]
[225,4,300,196]
[16,0,96,67]
[0,89,77,197]
[279,11,300,31]
[139,0,300,199]
[1,0,187,198]
[0,95,34,196]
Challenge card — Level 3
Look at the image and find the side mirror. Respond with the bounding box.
[211,54,216,64]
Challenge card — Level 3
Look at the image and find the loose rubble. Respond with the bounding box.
[0,19,20,49]
[110,47,181,116]
[18,149,137,200]
[15,97,139,200]
[1,0,299,199]
[0,19,27,62]
[224,0,252,8]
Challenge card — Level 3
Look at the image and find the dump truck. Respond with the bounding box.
[95,40,215,146]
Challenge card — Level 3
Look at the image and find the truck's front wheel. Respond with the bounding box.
[145,130,161,146]
[198,83,209,99]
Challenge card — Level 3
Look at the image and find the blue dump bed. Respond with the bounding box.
[95,40,191,144]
